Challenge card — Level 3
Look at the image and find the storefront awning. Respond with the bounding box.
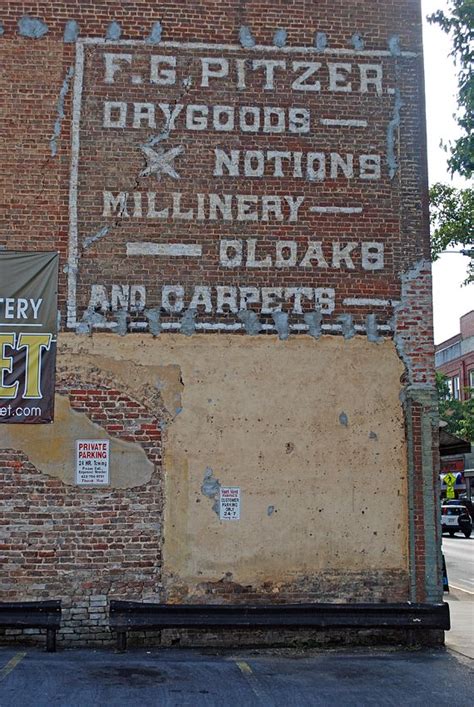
[439,429,472,457]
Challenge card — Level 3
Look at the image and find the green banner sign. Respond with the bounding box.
[0,251,58,423]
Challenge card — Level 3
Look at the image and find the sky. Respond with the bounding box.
[421,0,473,344]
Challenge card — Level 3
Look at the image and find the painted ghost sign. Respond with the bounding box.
[68,39,415,334]
[0,252,58,423]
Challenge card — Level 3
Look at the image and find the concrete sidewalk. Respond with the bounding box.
[446,589,474,660]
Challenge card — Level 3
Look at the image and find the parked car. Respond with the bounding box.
[444,497,474,519]
[441,504,472,538]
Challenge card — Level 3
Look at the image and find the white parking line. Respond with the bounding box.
[449,584,474,596]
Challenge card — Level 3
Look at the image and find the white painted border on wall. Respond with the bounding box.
[67,38,416,329]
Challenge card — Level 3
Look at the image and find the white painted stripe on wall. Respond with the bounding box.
[67,41,85,329]
[126,242,203,257]
[122,321,393,333]
[343,298,400,307]
[0,323,44,327]
[309,206,363,214]
[195,322,242,331]
[320,119,368,127]
[80,38,417,58]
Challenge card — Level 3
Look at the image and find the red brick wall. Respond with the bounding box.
[0,1,440,646]
[0,1,429,335]
[0,383,163,645]
[437,353,474,398]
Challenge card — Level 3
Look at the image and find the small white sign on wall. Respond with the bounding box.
[219,487,241,521]
[76,440,110,486]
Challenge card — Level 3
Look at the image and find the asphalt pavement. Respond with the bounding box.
[0,538,470,705]
[0,645,473,706]
[443,535,474,594]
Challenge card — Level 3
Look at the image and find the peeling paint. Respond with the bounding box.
[366,313,381,343]
[386,88,403,179]
[145,308,161,336]
[314,32,328,51]
[83,226,110,250]
[304,311,322,339]
[238,310,261,335]
[393,259,431,384]
[273,28,287,48]
[63,20,79,43]
[113,310,128,337]
[239,26,255,48]
[1,395,154,488]
[338,314,355,339]
[147,21,162,45]
[201,467,221,516]
[76,309,107,335]
[339,412,349,427]
[389,35,401,56]
[18,16,48,39]
[106,21,122,41]
[351,33,365,50]
[50,66,74,157]
[180,309,197,336]
[272,311,289,340]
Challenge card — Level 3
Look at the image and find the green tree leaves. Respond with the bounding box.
[429,183,474,283]
[436,372,474,441]
[428,0,474,178]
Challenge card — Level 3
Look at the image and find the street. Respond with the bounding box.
[443,535,474,595]
[0,646,473,706]
[442,533,473,660]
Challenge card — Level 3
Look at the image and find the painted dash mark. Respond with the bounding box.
[320,119,368,128]
[310,206,363,214]
[0,652,27,681]
[343,298,399,307]
[126,243,202,257]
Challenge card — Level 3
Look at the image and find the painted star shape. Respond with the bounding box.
[139,144,184,181]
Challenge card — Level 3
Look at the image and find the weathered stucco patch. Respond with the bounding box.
[55,333,408,596]
[0,394,154,487]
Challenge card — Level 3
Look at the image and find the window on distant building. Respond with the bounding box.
[451,375,460,400]
[469,370,474,398]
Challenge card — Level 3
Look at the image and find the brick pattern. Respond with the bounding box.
[0,1,427,334]
[0,384,163,646]
[168,570,410,605]
[0,0,440,646]
[410,401,427,600]
[0,2,424,47]
[395,263,436,387]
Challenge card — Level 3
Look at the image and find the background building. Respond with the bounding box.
[0,0,443,647]
[435,310,474,401]
[436,310,474,498]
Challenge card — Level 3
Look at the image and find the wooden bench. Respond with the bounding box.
[110,600,450,651]
[0,601,62,652]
